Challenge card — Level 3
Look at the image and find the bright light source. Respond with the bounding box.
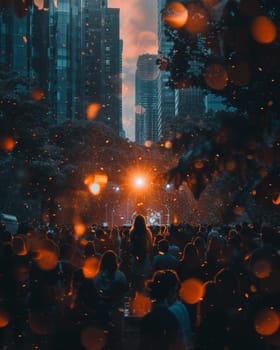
[89,183,101,195]
[134,177,145,188]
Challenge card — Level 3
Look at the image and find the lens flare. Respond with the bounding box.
[179,278,205,304]
[251,16,277,44]
[162,2,189,29]
[255,309,280,336]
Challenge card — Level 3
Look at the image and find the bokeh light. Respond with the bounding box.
[184,3,209,34]
[162,2,189,29]
[204,64,228,90]
[0,309,9,328]
[81,326,107,350]
[272,194,280,205]
[252,259,272,279]
[82,256,99,279]
[179,278,205,304]
[35,239,59,271]
[89,183,101,195]
[74,222,86,237]
[32,88,45,101]
[0,136,16,151]
[254,308,280,336]
[130,292,152,317]
[86,103,101,120]
[251,16,277,44]
[134,176,146,189]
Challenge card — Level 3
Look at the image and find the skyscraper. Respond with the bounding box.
[157,0,206,135]
[0,0,124,135]
[135,54,161,145]
[157,0,178,134]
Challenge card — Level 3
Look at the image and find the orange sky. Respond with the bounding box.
[109,0,158,140]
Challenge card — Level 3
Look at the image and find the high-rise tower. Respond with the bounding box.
[135,54,161,145]
[0,0,123,135]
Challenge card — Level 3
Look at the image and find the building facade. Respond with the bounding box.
[0,0,123,135]
[135,54,161,145]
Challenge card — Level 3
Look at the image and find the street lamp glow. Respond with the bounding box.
[134,176,145,188]
[89,182,101,195]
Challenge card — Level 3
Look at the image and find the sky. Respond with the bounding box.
[108,0,158,140]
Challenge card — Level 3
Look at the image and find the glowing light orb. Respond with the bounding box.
[272,194,280,205]
[134,177,145,188]
[82,257,99,279]
[32,88,45,101]
[179,278,205,304]
[162,2,189,29]
[0,310,9,328]
[0,136,16,151]
[252,259,272,279]
[86,103,101,120]
[130,292,152,317]
[255,309,280,336]
[184,3,209,34]
[89,182,101,195]
[74,222,86,237]
[204,64,229,90]
[251,16,277,44]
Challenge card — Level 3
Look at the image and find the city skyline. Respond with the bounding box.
[109,0,158,140]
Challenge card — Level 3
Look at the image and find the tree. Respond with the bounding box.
[159,0,280,223]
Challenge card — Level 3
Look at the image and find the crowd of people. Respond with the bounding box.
[0,215,279,349]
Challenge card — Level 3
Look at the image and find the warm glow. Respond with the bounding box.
[0,310,9,328]
[202,0,221,6]
[89,182,101,195]
[179,278,205,304]
[134,176,145,188]
[94,174,108,185]
[194,159,204,169]
[85,173,108,195]
[184,3,209,34]
[32,88,45,101]
[130,292,152,317]
[251,16,277,44]
[162,2,189,29]
[233,206,244,216]
[0,136,16,151]
[36,249,58,270]
[272,194,280,205]
[252,259,272,279]
[82,256,99,279]
[74,222,86,237]
[144,140,153,148]
[255,309,280,336]
[165,140,173,149]
[86,103,101,120]
[81,327,107,350]
[34,0,44,10]
[204,64,229,90]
